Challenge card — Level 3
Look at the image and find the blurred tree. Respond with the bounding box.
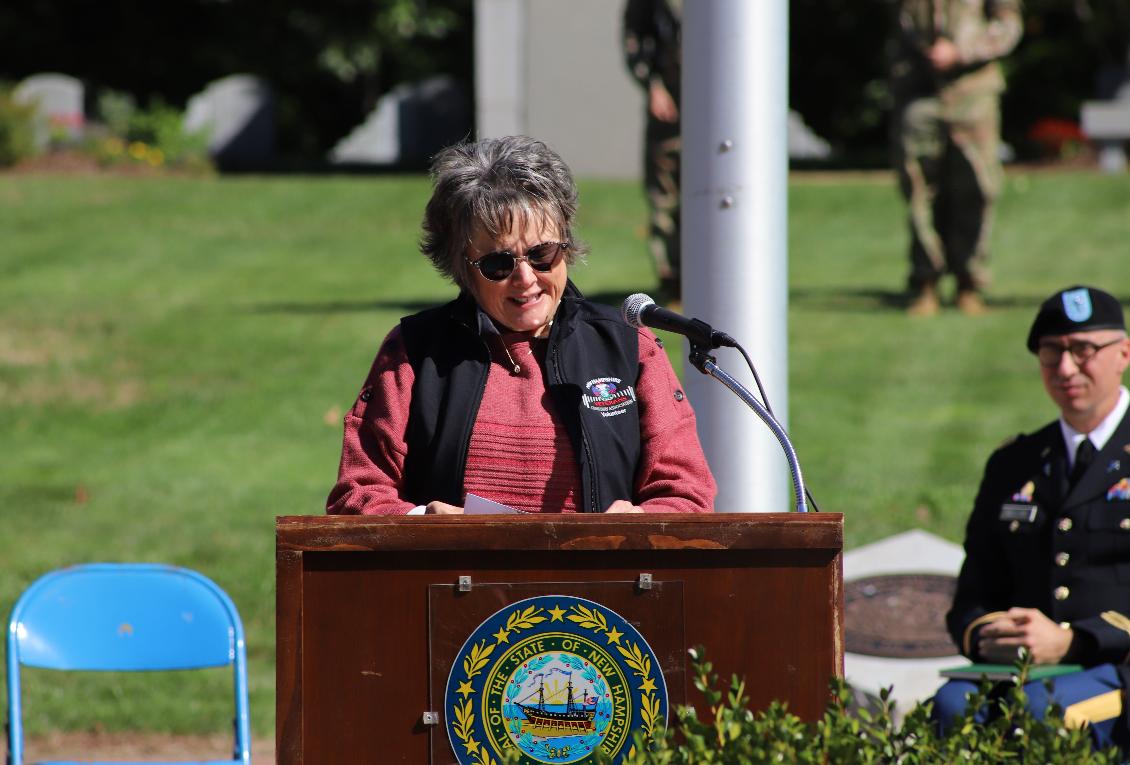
[259,0,470,157]
[2,1,1125,165]
[788,0,1130,164]
[789,0,893,165]
[0,0,472,163]
[1004,0,1129,156]
[1070,0,1130,73]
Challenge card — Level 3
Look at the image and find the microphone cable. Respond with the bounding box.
[622,291,821,512]
[728,340,822,513]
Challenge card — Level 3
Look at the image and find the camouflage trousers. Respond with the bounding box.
[893,93,1003,292]
[644,116,681,291]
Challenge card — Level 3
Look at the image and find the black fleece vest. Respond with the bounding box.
[399,284,641,513]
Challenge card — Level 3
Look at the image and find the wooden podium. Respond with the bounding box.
[276,513,843,763]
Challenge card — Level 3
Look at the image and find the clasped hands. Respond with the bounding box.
[977,607,1074,665]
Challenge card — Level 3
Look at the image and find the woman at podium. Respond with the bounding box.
[326,135,716,515]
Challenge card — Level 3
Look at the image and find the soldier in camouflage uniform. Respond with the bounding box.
[891,0,1022,316]
[623,0,682,304]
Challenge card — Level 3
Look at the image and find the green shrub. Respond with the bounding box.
[96,89,136,139]
[125,100,210,168]
[0,84,38,167]
[548,649,1121,764]
[86,91,212,173]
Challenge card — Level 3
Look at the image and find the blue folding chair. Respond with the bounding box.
[6,563,251,765]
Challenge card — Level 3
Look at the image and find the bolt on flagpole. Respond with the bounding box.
[682,0,792,512]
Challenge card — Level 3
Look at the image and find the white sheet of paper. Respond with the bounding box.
[464,493,521,515]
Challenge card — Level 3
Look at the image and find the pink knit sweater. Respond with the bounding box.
[326,326,716,514]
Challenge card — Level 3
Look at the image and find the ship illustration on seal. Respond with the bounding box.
[515,667,599,735]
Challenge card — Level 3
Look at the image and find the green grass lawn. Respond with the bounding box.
[1,168,1127,738]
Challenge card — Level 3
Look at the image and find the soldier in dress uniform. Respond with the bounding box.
[623,0,681,305]
[891,0,1023,316]
[935,286,1130,749]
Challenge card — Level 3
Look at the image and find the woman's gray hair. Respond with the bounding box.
[421,135,588,288]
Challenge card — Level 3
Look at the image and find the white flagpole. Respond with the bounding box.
[682,0,792,512]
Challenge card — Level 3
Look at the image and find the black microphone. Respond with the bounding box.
[621,293,736,349]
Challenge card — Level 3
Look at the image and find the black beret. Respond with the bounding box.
[1027,285,1125,352]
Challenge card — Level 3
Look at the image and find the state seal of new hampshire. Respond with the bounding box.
[445,595,668,765]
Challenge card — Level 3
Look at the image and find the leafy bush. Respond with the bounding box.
[507,648,1121,764]
[86,91,212,173]
[0,84,39,167]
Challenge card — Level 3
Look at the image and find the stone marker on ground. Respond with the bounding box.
[1081,67,1130,174]
[14,73,85,150]
[184,74,275,170]
[329,75,470,167]
[787,110,832,160]
[843,528,966,720]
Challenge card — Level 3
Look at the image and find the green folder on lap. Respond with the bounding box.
[939,663,1084,681]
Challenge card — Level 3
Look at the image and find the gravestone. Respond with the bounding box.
[329,75,471,167]
[13,73,85,150]
[843,529,966,721]
[184,74,275,170]
[1081,66,1130,173]
[788,110,832,160]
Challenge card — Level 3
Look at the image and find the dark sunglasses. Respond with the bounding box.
[466,241,569,282]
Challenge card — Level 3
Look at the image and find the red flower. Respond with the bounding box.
[1027,118,1086,154]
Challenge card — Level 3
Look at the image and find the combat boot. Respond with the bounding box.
[956,289,987,316]
[906,283,940,317]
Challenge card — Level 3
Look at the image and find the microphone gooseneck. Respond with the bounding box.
[620,292,811,512]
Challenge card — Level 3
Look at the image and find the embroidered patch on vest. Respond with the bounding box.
[581,377,637,418]
[445,595,667,764]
